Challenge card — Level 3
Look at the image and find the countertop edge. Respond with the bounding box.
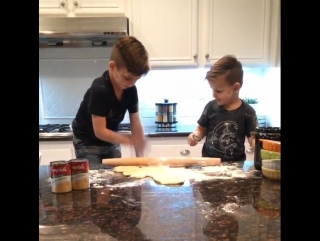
[147,132,191,138]
[39,136,74,141]
[39,126,195,141]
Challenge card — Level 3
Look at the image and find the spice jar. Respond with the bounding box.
[156,113,163,122]
[162,113,168,123]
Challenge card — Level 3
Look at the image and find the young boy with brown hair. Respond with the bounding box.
[188,55,258,162]
[72,36,150,164]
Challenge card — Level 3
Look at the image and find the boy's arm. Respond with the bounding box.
[90,86,131,144]
[193,126,207,141]
[193,102,210,140]
[245,109,259,149]
[127,87,146,156]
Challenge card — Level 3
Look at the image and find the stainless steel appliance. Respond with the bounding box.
[155,99,178,132]
[39,16,129,48]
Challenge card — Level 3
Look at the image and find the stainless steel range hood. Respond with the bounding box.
[39,17,129,48]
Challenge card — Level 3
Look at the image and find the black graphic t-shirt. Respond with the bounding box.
[198,100,258,162]
[72,70,138,146]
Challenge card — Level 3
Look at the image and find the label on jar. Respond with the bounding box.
[162,114,168,123]
[168,104,174,112]
[70,159,90,190]
[156,112,163,122]
[50,161,72,194]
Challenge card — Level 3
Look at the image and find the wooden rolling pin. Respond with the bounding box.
[102,157,221,167]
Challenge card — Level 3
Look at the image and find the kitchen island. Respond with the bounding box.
[39,164,280,240]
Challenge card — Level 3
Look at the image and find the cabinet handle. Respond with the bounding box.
[180,149,190,156]
[74,1,79,7]
[193,54,198,59]
[205,54,209,58]
[60,1,65,7]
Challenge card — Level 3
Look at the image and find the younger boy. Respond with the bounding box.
[187,55,258,162]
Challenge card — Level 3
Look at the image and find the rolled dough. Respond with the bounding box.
[152,174,186,185]
[113,166,141,176]
[135,166,187,185]
[130,171,148,178]
[113,165,249,185]
[113,165,186,184]
[113,166,126,172]
[129,166,169,178]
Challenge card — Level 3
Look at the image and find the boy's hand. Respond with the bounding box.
[129,135,148,155]
[188,133,199,146]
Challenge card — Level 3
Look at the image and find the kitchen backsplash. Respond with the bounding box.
[39,48,280,127]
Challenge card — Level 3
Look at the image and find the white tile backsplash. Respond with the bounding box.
[39,48,280,127]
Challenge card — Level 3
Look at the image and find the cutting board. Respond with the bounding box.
[102,157,221,167]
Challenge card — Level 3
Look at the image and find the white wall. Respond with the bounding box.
[39,48,280,127]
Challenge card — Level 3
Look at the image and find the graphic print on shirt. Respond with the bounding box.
[207,121,238,158]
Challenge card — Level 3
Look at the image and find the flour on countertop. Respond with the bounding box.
[44,165,252,188]
[88,169,148,188]
[111,164,252,185]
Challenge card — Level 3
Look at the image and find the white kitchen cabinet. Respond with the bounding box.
[149,144,203,158]
[268,0,280,67]
[276,33,280,67]
[39,141,75,165]
[39,0,280,68]
[199,0,275,67]
[275,10,280,67]
[147,137,255,160]
[147,137,204,158]
[39,137,253,163]
[129,0,280,68]
[130,0,199,68]
[120,144,134,158]
[39,0,127,17]
[39,141,133,165]
[39,0,69,16]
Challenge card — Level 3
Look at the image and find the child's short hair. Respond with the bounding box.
[110,36,150,76]
[206,55,243,86]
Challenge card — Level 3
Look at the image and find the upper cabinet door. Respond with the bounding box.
[39,0,280,68]
[276,27,280,67]
[39,0,69,16]
[71,0,126,16]
[130,0,199,68]
[39,0,127,17]
[200,0,274,67]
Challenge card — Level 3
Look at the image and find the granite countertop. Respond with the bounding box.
[39,125,197,141]
[39,164,280,240]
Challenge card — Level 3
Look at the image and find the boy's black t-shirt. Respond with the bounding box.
[198,100,258,162]
[72,70,138,146]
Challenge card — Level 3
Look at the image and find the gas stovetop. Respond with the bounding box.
[118,123,131,131]
[39,123,131,137]
[39,124,72,133]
